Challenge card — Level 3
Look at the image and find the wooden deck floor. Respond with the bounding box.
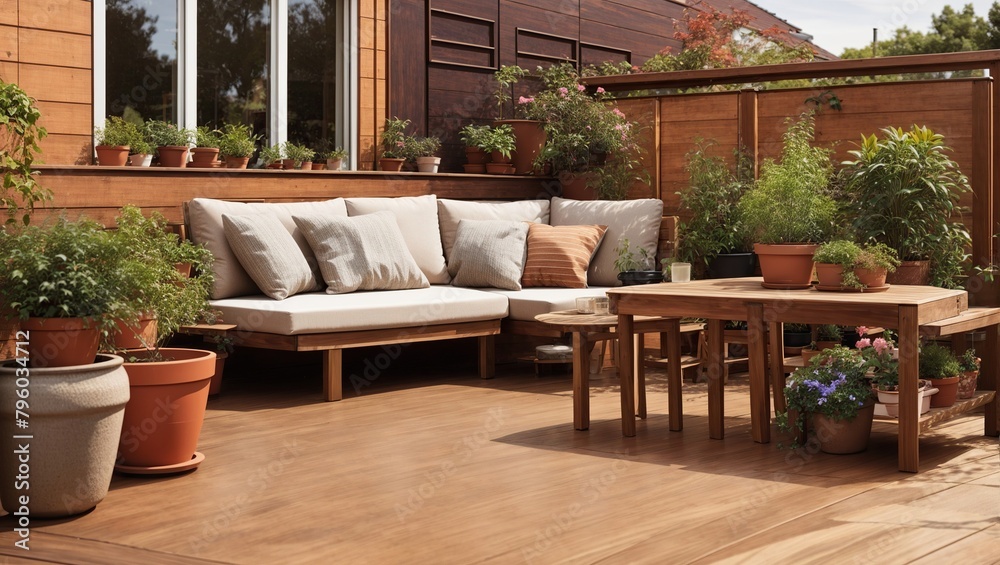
[1,346,998,564]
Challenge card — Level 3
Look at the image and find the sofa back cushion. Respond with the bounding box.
[521,223,607,288]
[549,197,663,286]
[345,195,450,284]
[187,198,346,298]
[293,211,429,294]
[437,199,549,262]
[448,220,529,291]
[222,214,317,300]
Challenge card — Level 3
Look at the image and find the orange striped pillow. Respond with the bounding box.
[521,223,608,288]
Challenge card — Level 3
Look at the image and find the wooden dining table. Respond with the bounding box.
[606,277,996,472]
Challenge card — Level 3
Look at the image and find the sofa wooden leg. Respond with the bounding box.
[323,349,343,401]
[479,335,495,379]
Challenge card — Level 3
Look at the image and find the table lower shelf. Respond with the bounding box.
[873,390,996,433]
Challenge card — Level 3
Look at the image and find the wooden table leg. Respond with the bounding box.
[898,305,920,472]
[573,331,590,431]
[983,324,999,437]
[768,321,786,415]
[618,315,636,437]
[746,303,770,444]
[706,319,725,439]
[665,318,683,431]
[635,333,646,419]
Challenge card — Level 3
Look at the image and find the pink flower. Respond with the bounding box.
[557,87,568,97]
[517,96,534,105]
[613,108,626,118]
[576,84,586,91]
[596,87,606,94]
[873,338,889,354]
[856,326,868,337]
[856,338,871,349]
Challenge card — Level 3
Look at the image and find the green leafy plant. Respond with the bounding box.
[217,123,260,158]
[958,348,980,373]
[477,124,516,159]
[95,116,141,148]
[918,343,961,380]
[493,65,528,120]
[379,117,411,159]
[816,324,843,342]
[614,238,655,272]
[321,146,348,160]
[282,142,316,167]
[407,136,441,159]
[813,240,863,288]
[194,126,221,149]
[677,141,753,270]
[459,124,491,148]
[0,80,50,225]
[736,113,836,244]
[259,144,283,166]
[144,120,193,148]
[855,242,901,274]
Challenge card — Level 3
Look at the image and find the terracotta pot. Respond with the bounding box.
[560,173,596,200]
[224,155,250,169]
[957,369,979,399]
[815,340,839,351]
[118,348,216,470]
[0,354,130,517]
[266,162,283,169]
[489,150,512,164]
[299,161,313,170]
[190,147,220,166]
[485,162,510,174]
[20,317,100,368]
[326,158,343,170]
[95,145,130,166]
[209,351,228,396]
[753,243,819,290]
[175,262,192,278]
[814,263,844,287]
[463,163,486,174]
[812,400,875,454]
[312,162,327,170]
[855,267,888,288]
[416,156,441,173]
[800,347,821,364]
[886,260,930,285]
[281,158,295,169]
[928,375,960,407]
[379,158,405,171]
[494,119,546,175]
[465,147,488,164]
[112,314,158,350]
[128,153,153,167]
[157,145,189,167]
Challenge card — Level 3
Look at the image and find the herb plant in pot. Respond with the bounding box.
[859,328,936,417]
[776,346,877,454]
[957,348,981,399]
[379,117,410,171]
[736,113,836,289]
[918,343,961,408]
[128,135,154,167]
[0,217,130,517]
[411,136,442,173]
[145,119,193,167]
[813,240,862,290]
[322,147,348,170]
[492,64,546,175]
[191,126,221,167]
[94,116,139,166]
[615,238,662,285]
[218,123,259,169]
[459,124,491,172]
[479,124,516,174]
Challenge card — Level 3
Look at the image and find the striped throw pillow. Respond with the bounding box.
[521,223,607,288]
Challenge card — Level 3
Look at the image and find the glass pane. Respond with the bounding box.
[288,0,340,153]
[106,0,178,122]
[197,0,271,141]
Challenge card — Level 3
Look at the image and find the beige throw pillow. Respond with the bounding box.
[437,199,550,262]
[222,214,317,300]
[448,220,529,290]
[293,211,430,294]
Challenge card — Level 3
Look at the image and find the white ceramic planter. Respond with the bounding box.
[128,153,153,167]
[416,156,441,173]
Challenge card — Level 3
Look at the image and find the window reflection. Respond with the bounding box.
[288,1,340,153]
[106,0,178,122]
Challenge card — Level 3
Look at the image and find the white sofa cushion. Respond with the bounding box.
[222,214,317,300]
[293,212,429,294]
[437,199,549,262]
[187,198,345,299]
[210,286,509,335]
[549,197,663,287]
[485,288,613,321]
[449,220,528,291]
[345,195,450,284]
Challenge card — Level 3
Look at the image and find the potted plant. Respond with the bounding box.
[217,123,259,169]
[854,243,900,289]
[479,124,516,174]
[814,324,843,351]
[736,113,836,289]
[259,144,284,169]
[128,135,154,167]
[94,116,139,166]
[677,141,754,278]
[919,343,961,408]
[957,348,981,399]
[0,217,130,517]
[813,240,863,290]
[859,327,936,418]
[776,346,877,454]
[614,238,662,285]
[207,335,235,396]
[0,80,50,226]
[410,136,442,172]
[379,116,410,171]
[145,119,193,167]
[782,323,812,355]
[282,141,316,170]
[191,125,221,167]
[107,206,218,474]
[842,125,971,286]
[459,124,491,172]
[492,64,546,175]
[322,147,348,170]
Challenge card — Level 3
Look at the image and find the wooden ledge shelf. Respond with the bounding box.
[874,391,996,432]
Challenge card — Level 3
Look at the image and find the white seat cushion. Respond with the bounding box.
[210,286,509,335]
[485,288,613,321]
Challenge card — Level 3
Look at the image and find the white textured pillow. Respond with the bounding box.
[222,214,317,300]
[437,199,550,262]
[293,211,430,294]
[448,220,529,290]
[550,197,663,286]
[187,198,345,298]
[345,195,449,284]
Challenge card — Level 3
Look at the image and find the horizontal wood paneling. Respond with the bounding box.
[19,0,91,35]
[18,63,91,104]
[0,25,16,61]
[35,100,91,135]
[0,1,16,26]
[0,60,17,82]
[38,134,92,165]
[18,27,91,68]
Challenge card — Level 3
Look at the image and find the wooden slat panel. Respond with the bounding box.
[18,27,91,68]
[387,0,425,133]
[0,0,16,26]
[17,63,91,103]
[0,24,16,61]
[19,0,91,35]
[36,100,91,135]
[0,60,16,82]
[38,134,92,165]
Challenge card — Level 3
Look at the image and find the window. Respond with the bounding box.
[95,0,356,167]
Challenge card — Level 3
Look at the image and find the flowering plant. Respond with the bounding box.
[379,117,411,159]
[776,346,876,437]
[855,326,899,390]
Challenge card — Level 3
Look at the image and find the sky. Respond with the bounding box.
[752,0,998,56]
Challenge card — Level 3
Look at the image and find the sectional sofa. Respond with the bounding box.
[185,195,667,400]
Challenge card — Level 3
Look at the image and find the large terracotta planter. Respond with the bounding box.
[928,375,960,407]
[812,400,875,454]
[209,351,229,396]
[224,155,250,169]
[157,145,189,167]
[95,145,130,166]
[560,173,596,200]
[379,158,405,172]
[20,317,100,368]
[753,243,819,289]
[855,267,888,288]
[495,119,546,175]
[886,260,930,285]
[814,263,844,287]
[112,314,158,350]
[190,147,220,166]
[0,354,130,517]
[118,348,216,473]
